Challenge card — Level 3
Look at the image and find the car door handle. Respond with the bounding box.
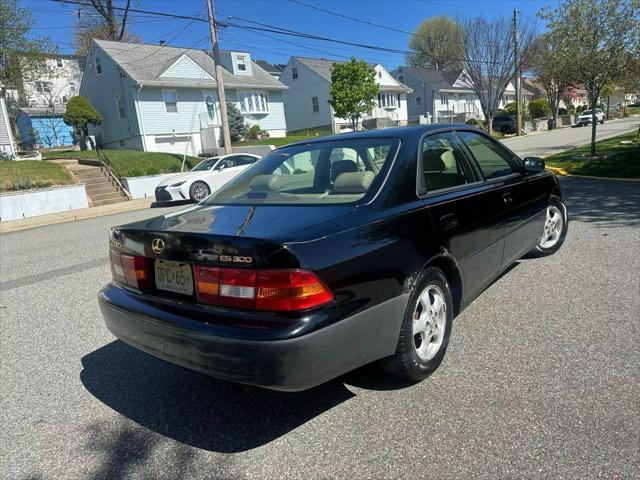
[502,192,514,206]
[440,213,458,230]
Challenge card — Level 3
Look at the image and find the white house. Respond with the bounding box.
[0,97,17,157]
[80,40,288,155]
[280,57,412,132]
[21,54,85,108]
[392,67,533,123]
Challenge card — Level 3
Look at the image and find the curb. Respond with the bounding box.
[545,166,568,175]
[0,197,156,234]
[545,166,640,182]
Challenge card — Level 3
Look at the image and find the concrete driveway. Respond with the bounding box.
[1,177,639,479]
[502,115,639,158]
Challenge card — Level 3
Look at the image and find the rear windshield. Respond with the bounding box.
[203,137,399,205]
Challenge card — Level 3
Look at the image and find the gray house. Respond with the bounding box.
[280,57,411,132]
[80,40,288,155]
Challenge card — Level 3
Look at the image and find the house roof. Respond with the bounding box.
[397,67,470,92]
[19,106,66,116]
[92,39,287,90]
[293,57,412,92]
[255,60,285,74]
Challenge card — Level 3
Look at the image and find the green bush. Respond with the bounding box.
[558,107,568,116]
[227,102,248,142]
[63,96,102,138]
[528,99,551,119]
[504,102,517,116]
[247,125,262,140]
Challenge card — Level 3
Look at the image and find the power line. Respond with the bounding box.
[49,0,208,23]
[287,0,413,35]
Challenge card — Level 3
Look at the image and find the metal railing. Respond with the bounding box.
[96,147,131,200]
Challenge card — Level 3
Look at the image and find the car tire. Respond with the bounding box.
[600,119,605,124]
[189,181,210,202]
[501,126,511,134]
[530,195,568,257]
[381,267,453,382]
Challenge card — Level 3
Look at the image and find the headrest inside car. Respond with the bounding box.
[249,175,284,191]
[331,160,358,182]
[333,171,375,194]
[423,148,449,172]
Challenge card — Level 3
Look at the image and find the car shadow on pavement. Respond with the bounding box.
[80,340,357,452]
[559,177,640,228]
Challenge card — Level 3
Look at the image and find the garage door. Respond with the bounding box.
[153,136,195,155]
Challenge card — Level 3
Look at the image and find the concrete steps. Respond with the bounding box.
[66,164,128,207]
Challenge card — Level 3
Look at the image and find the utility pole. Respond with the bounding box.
[513,8,522,136]
[206,0,232,154]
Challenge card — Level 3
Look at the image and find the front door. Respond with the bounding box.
[420,131,506,302]
[455,130,547,267]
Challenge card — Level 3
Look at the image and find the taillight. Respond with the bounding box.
[219,268,257,308]
[193,266,334,312]
[109,250,152,289]
[256,270,334,311]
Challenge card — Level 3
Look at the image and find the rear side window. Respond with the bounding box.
[421,132,477,192]
[205,138,400,205]
[457,131,519,179]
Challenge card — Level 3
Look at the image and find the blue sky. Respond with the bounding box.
[24,0,559,69]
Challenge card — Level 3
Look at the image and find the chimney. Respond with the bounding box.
[159,40,166,46]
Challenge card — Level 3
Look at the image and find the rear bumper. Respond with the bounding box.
[98,285,406,391]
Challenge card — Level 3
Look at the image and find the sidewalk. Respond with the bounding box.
[0,197,155,234]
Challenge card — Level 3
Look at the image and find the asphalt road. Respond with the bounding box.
[502,115,640,158]
[1,178,639,479]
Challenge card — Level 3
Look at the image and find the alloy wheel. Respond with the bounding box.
[540,205,564,249]
[412,285,447,362]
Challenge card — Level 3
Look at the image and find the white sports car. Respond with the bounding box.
[155,153,261,202]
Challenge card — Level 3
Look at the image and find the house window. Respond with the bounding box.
[398,75,404,83]
[378,92,398,108]
[116,94,126,119]
[95,56,102,75]
[416,96,422,106]
[205,94,216,121]
[239,92,268,114]
[377,71,382,78]
[466,96,474,105]
[35,81,51,93]
[440,93,448,104]
[70,84,76,92]
[62,95,68,103]
[56,58,63,67]
[292,67,298,79]
[237,56,247,72]
[162,89,178,113]
[312,96,319,113]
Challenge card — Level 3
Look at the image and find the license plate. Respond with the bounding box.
[154,260,194,295]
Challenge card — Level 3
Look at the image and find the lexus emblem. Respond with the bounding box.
[152,238,165,254]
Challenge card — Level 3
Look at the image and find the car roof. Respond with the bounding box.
[281,124,477,148]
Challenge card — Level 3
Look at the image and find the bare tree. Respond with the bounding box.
[73,0,138,55]
[73,23,140,56]
[459,15,534,134]
[541,0,640,155]
[528,34,577,128]
[86,0,131,41]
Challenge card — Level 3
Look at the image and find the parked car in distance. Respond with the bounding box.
[154,153,261,202]
[492,115,517,134]
[100,125,568,391]
[575,109,605,126]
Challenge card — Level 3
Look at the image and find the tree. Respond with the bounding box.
[528,33,577,129]
[329,58,379,131]
[63,96,102,149]
[618,56,640,114]
[74,24,141,56]
[541,0,640,155]
[459,15,534,134]
[83,0,131,41]
[0,0,55,108]
[226,102,247,142]
[406,16,464,71]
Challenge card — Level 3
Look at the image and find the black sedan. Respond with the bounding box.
[99,125,568,391]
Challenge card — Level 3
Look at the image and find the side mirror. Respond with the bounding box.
[523,156,545,173]
[216,163,226,172]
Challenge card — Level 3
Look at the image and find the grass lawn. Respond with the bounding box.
[42,149,201,177]
[232,134,329,147]
[0,161,74,192]
[544,130,640,179]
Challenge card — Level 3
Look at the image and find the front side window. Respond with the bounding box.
[191,157,220,171]
[239,92,268,114]
[163,90,178,113]
[116,95,126,119]
[312,96,319,113]
[421,132,477,192]
[235,155,258,166]
[378,93,398,108]
[457,130,519,179]
[204,137,400,205]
